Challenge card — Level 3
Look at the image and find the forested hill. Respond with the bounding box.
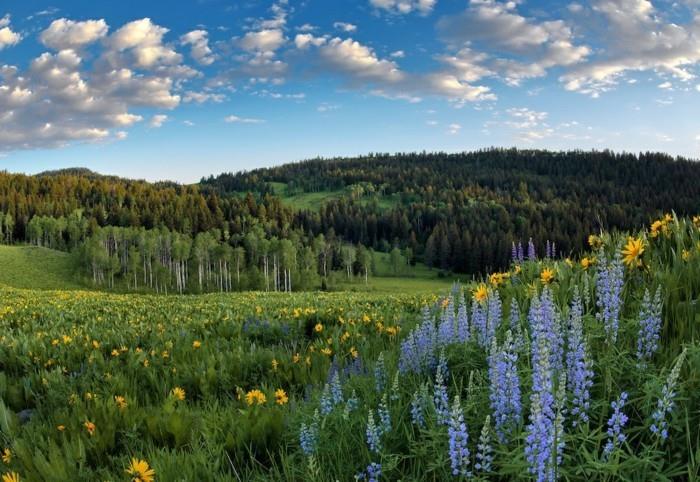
[2,149,700,278]
[201,149,700,272]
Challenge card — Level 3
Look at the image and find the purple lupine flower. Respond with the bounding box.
[411,385,428,428]
[518,241,525,263]
[596,253,625,345]
[636,287,663,363]
[456,298,470,343]
[525,291,558,482]
[475,416,494,473]
[438,296,456,347]
[374,352,387,392]
[488,331,522,442]
[485,290,502,350]
[566,294,593,427]
[510,298,525,351]
[554,371,567,467]
[299,409,320,456]
[399,307,438,375]
[448,395,471,477]
[434,361,450,426]
[530,288,563,374]
[366,409,382,453]
[320,383,334,415]
[472,300,487,348]
[528,238,537,261]
[378,393,391,435]
[330,370,343,405]
[366,462,382,482]
[603,392,629,458]
[651,348,687,441]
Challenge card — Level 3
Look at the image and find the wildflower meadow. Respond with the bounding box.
[1,214,699,481]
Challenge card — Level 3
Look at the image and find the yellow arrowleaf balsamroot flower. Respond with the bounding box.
[271,358,279,370]
[115,395,128,410]
[682,249,691,261]
[580,257,593,270]
[588,234,603,249]
[192,340,201,349]
[57,425,66,432]
[275,389,288,405]
[693,215,700,229]
[314,323,324,333]
[84,420,96,436]
[473,284,489,303]
[2,448,11,464]
[540,268,555,284]
[321,347,333,356]
[245,389,267,406]
[622,237,645,268]
[170,387,186,401]
[126,458,155,482]
[349,346,359,358]
[2,472,20,482]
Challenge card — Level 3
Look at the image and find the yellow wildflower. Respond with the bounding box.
[2,472,19,482]
[622,237,645,268]
[540,268,555,284]
[126,458,155,482]
[192,340,201,349]
[580,257,593,270]
[473,284,489,303]
[2,448,11,464]
[314,323,323,333]
[84,420,96,436]
[275,389,288,405]
[170,387,186,401]
[588,234,603,249]
[57,425,66,432]
[245,389,267,406]
[115,395,128,410]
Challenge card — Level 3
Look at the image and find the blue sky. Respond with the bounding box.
[1,0,699,182]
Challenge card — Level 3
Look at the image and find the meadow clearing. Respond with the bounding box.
[0,215,698,481]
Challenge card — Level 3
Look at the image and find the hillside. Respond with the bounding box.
[0,245,84,290]
[4,149,700,281]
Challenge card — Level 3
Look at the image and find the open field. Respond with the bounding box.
[1,215,699,481]
[0,245,85,290]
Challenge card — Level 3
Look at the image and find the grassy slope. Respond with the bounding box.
[269,182,399,211]
[0,245,85,290]
[336,251,460,293]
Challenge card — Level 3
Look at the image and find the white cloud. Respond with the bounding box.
[183,90,226,103]
[238,29,286,52]
[149,114,168,128]
[0,15,21,50]
[180,30,215,65]
[224,114,265,124]
[447,123,461,134]
[0,17,194,152]
[317,102,340,112]
[333,22,357,33]
[390,50,405,58]
[437,1,589,86]
[40,18,108,50]
[658,81,672,90]
[370,0,437,15]
[561,0,700,96]
[505,107,548,129]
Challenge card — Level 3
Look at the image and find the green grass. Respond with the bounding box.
[0,245,85,290]
[336,251,462,293]
[269,182,399,211]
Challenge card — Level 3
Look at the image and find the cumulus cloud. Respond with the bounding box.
[561,0,700,96]
[0,17,197,152]
[333,22,357,33]
[437,0,589,86]
[370,0,437,15]
[180,29,215,65]
[0,14,21,50]
[295,34,495,103]
[149,114,168,128]
[40,18,108,50]
[183,90,226,103]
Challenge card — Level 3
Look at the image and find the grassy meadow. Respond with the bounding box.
[0,215,699,481]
